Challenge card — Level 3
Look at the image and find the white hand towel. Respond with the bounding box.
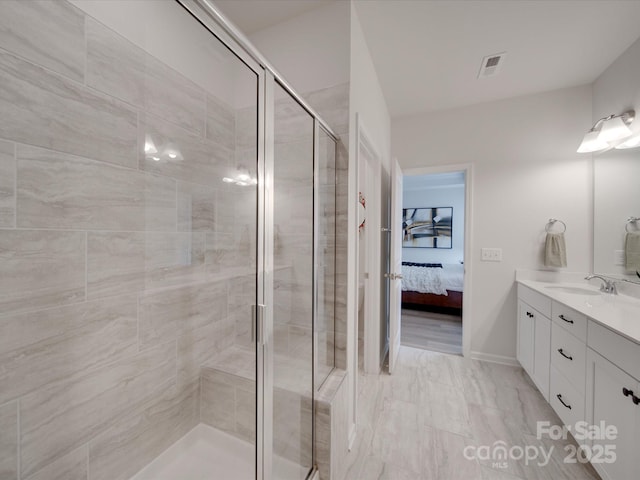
[625,232,640,271]
[544,232,567,268]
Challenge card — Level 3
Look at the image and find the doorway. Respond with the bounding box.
[400,170,467,356]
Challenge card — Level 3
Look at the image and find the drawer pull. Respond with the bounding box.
[558,314,574,324]
[556,394,572,410]
[633,395,640,406]
[526,311,533,318]
[557,348,573,361]
[623,387,634,397]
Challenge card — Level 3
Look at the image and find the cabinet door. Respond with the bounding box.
[517,300,534,376]
[586,349,639,480]
[533,314,551,400]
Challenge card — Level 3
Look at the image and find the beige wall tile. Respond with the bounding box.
[86,19,206,137]
[0,0,85,82]
[206,95,235,150]
[143,232,206,289]
[0,139,15,228]
[0,401,17,480]
[205,233,238,274]
[25,446,87,480]
[87,232,145,299]
[139,113,232,187]
[0,230,85,316]
[20,342,176,478]
[17,145,176,231]
[200,369,237,434]
[303,83,349,136]
[88,382,199,480]
[139,280,227,349]
[176,318,234,387]
[0,296,137,405]
[0,50,137,168]
[177,181,216,232]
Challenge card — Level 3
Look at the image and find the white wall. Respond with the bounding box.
[592,36,640,277]
[402,184,465,264]
[248,1,350,93]
[392,85,593,361]
[349,4,391,168]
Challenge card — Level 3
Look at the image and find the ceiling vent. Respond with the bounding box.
[478,52,506,79]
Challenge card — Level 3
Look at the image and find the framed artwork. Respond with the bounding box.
[402,207,453,248]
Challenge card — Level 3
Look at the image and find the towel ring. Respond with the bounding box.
[545,218,566,233]
[626,216,639,233]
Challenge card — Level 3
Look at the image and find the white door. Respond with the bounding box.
[388,159,403,373]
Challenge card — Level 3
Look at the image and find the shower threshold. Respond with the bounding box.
[129,423,306,480]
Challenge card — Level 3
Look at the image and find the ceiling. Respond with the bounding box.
[213,0,336,34]
[214,0,640,118]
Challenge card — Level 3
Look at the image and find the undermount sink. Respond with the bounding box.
[544,285,601,296]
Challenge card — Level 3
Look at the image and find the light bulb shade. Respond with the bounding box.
[577,130,609,153]
[615,134,640,149]
[597,115,632,142]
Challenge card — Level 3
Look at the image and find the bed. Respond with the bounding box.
[401,262,464,314]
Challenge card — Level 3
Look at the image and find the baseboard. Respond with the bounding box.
[470,351,520,367]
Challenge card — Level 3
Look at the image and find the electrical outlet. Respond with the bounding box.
[614,250,625,266]
[481,247,503,262]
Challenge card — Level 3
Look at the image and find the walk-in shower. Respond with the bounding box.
[0,1,339,479]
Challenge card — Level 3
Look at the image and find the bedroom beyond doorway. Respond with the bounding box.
[400,171,465,355]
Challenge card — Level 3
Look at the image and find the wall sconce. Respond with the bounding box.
[577,109,635,153]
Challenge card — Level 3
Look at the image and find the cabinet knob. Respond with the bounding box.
[633,395,640,406]
[623,387,634,397]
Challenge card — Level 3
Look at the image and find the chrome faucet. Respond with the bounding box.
[585,274,618,295]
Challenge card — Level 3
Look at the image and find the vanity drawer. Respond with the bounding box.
[518,284,551,318]
[588,320,640,381]
[551,322,586,392]
[550,365,585,428]
[552,301,587,342]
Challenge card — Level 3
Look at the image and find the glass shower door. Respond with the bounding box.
[271,82,315,479]
[0,0,262,479]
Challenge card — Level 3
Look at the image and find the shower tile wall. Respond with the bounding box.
[0,2,256,479]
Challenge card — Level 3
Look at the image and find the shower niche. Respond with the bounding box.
[0,1,340,479]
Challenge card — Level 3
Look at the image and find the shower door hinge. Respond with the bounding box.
[252,304,266,345]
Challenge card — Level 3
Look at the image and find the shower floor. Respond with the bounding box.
[130,423,307,480]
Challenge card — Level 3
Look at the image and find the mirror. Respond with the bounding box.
[593,147,640,282]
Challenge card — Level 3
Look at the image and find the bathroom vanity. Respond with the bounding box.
[516,277,640,479]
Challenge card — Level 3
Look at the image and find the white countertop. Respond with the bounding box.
[517,278,640,345]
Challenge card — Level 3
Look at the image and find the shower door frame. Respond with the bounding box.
[177,1,340,479]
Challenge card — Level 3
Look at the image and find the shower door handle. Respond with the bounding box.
[252,304,266,345]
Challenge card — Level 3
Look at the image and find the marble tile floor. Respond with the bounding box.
[347,346,601,480]
[130,423,307,480]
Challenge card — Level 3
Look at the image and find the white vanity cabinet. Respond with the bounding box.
[548,302,588,427]
[516,279,640,478]
[586,321,640,480]
[517,285,551,400]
